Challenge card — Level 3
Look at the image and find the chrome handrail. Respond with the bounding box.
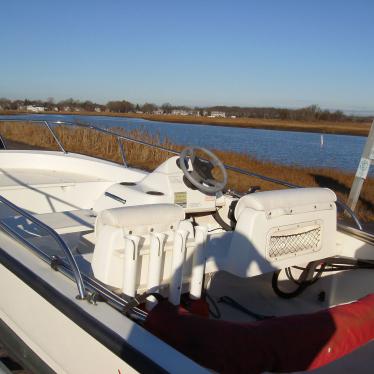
[336,201,363,231]
[0,118,364,230]
[338,223,374,245]
[0,195,87,299]
[71,122,366,230]
[116,136,127,167]
[0,134,7,150]
[45,121,66,153]
[63,120,180,156]
[104,191,127,205]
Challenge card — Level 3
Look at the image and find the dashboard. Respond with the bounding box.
[93,156,220,213]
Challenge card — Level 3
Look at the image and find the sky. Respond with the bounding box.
[0,0,373,111]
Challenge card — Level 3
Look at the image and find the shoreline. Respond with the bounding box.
[0,110,371,136]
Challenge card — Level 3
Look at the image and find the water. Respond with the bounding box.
[0,113,372,176]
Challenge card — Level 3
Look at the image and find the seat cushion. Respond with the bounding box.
[98,204,185,228]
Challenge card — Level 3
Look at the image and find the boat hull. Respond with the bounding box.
[0,253,159,374]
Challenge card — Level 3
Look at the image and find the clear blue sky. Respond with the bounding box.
[0,0,373,110]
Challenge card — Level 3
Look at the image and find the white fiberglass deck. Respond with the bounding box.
[0,168,109,189]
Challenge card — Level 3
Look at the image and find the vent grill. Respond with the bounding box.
[268,226,321,259]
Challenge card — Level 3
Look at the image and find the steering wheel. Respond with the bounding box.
[179,147,228,194]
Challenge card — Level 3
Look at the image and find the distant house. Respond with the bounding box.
[153,109,164,115]
[53,107,59,112]
[94,107,101,113]
[63,106,71,112]
[26,105,45,112]
[171,109,192,116]
[209,111,226,118]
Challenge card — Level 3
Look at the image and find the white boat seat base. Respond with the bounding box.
[92,204,188,294]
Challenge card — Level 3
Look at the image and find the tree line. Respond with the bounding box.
[0,97,370,122]
[205,104,354,122]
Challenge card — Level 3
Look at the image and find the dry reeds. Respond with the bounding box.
[0,121,372,222]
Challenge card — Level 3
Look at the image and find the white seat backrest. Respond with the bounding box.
[91,204,188,300]
[234,187,337,220]
[95,203,185,237]
[225,188,338,278]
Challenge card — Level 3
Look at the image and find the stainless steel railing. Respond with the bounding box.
[66,121,365,229]
[0,195,87,299]
[0,118,365,231]
[338,223,374,245]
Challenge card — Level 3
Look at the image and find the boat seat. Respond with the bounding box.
[92,204,206,305]
[225,187,338,277]
[92,204,186,295]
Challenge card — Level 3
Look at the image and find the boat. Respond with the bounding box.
[0,118,373,374]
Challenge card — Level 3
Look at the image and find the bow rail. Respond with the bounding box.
[0,195,87,299]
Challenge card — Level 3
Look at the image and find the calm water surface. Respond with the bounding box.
[0,113,371,176]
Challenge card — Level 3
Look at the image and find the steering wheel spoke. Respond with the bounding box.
[210,158,221,167]
[190,170,204,184]
[204,178,218,187]
[189,151,196,163]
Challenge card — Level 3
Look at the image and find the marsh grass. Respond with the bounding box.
[0,121,372,221]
